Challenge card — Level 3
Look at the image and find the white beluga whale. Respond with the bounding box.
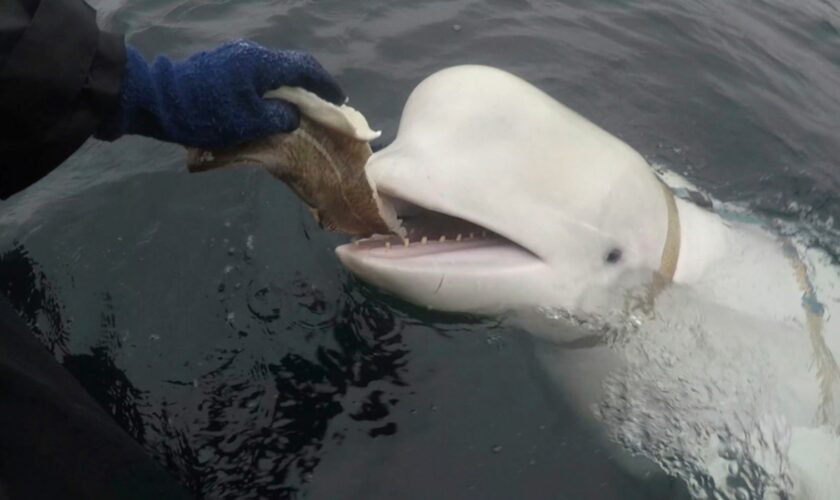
[335,66,840,499]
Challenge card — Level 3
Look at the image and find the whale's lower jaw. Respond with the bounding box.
[335,232,539,272]
[335,237,548,313]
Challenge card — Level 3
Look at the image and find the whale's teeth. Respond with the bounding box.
[439,235,446,242]
[403,238,410,247]
[385,241,391,249]
[421,236,428,245]
[456,233,462,242]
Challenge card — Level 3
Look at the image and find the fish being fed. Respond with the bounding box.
[186,87,402,237]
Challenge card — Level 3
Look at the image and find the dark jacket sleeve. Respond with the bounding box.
[0,0,125,200]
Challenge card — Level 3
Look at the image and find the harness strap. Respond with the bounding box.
[783,241,840,426]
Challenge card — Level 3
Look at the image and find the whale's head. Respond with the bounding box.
[336,66,673,320]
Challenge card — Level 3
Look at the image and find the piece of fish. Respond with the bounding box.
[185,87,401,237]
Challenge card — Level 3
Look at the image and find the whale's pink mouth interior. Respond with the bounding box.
[336,194,540,266]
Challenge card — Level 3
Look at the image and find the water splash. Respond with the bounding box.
[591,290,810,499]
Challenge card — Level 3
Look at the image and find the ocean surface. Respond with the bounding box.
[2,0,840,498]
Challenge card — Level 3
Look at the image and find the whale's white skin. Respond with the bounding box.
[334,66,840,498]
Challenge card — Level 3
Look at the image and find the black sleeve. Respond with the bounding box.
[0,0,125,200]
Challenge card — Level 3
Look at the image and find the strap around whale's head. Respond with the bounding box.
[637,179,681,313]
[657,179,681,284]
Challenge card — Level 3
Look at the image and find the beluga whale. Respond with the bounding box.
[335,65,840,499]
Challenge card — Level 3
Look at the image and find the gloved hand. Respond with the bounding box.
[96,40,345,149]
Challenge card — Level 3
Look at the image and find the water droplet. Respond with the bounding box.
[197,448,214,464]
[728,462,739,476]
[452,24,462,32]
[718,444,738,460]
[491,445,503,454]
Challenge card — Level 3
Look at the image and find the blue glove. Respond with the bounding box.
[96,40,345,149]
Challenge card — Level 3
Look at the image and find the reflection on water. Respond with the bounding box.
[0,241,413,498]
[142,286,410,498]
[0,243,68,356]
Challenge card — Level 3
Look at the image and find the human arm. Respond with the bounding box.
[94,40,345,149]
[0,0,344,200]
[0,0,125,199]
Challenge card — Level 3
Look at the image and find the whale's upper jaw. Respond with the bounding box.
[335,190,543,272]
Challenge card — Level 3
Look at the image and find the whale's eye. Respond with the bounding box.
[605,248,623,264]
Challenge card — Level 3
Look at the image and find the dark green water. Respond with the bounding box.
[2,1,839,498]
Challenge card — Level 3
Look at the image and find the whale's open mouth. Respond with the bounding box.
[335,193,541,269]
